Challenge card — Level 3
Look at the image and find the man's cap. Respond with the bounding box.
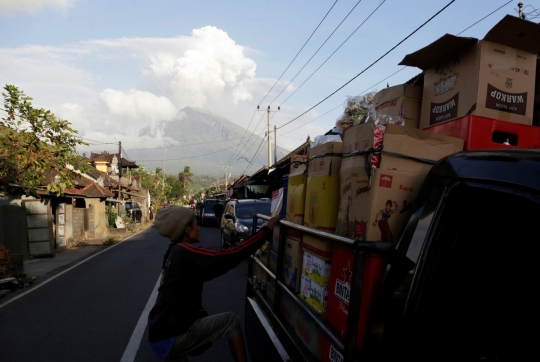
[154,206,195,242]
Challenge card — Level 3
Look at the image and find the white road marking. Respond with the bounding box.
[120,276,160,362]
[0,233,138,309]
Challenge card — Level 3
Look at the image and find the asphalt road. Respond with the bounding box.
[0,223,253,362]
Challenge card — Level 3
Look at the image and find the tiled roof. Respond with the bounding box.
[88,151,139,168]
[64,182,113,198]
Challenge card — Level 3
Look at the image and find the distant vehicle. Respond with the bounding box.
[125,201,142,222]
[220,199,271,247]
[199,199,227,226]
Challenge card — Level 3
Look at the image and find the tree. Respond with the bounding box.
[0,85,89,196]
[178,166,194,191]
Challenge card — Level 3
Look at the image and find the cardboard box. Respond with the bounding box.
[336,168,426,242]
[294,298,325,359]
[272,225,281,253]
[302,233,333,259]
[281,289,297,329]
[304,175,340,232]
[286,174,307,225]
[270,250,278,275]
[373,84,422,129]
[400,15,540,128]
[326,245,388,351]
[342,123,464,175]
[302,249,332,287]
[266,281,298,331]
[300,274,328,315]
[308,141,343,177]
[283,237,303,293]
[290,154,309,176]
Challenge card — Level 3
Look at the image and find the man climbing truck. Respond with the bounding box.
[245,149,540,362]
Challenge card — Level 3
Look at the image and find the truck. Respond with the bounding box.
[245,148,539,362]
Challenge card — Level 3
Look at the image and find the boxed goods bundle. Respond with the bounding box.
[336,122,464,241]
[336,168,426,242]
[341,122,465,175]
[302,249,331,286]
[400,15,540,129]
[300,274,328,316]
[295,298,326,359]
[304,137,342,233]
[373,84,422,129]
[283,237,303,293]
[286,173,308,226]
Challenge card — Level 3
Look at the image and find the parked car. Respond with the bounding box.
[199,199,227,226]
[125,201,142,222]
[220,199,271,247]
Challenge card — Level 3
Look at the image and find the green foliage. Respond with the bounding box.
[0,84,89,196]
[103,236,116,245]
[106,204,118,227]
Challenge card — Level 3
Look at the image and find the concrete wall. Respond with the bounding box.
[0,205,30,260]
[65,204,73,246]
[0,193,40,260]
[86,199,107,237]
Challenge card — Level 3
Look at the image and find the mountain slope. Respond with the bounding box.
[129,107,291,178]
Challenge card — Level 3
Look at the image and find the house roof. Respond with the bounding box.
[87,151,139,168]
[64,182,114,198]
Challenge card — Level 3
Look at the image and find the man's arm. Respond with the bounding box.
[182,215,281,281]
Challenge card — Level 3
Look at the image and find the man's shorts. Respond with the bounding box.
[165,312,240,361]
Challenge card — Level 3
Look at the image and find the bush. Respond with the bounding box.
[103,236,116,246]
[106,205,118,227]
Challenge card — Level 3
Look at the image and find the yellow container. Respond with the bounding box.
[303,175,340,232]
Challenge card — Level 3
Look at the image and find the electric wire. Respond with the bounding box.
[258,0,339,107]
[269,0,364,106]
[136,143,241,162]
[457,0,512,35]
[278,0,386,107]
[277,0,511,138]
[276,0,456,131]
[279,66,407,136]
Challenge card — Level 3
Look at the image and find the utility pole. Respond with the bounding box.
[258,105,280,167]
[222,164,231,197]
[274,125,277,165]
[118,141,122,203]
[163,148,167,202]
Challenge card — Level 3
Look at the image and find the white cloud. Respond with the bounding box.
[0,46,94,108]
[145,26,257,109]
[0,25,307,153]
[0,0,75,14]
[99,88,177,123]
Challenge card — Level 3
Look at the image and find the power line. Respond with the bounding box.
[258,0,339,106]
[279,66,407,136]
[135,143,240,162]
[224,108,259,165]
[278,0,386,107]
[457,0,512,35]
[277,0,456,131]
[269,0,364,106]
[277,0,511,136]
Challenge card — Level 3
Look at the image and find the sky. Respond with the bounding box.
[0,0,534,174]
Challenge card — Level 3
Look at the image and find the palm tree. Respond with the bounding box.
[178,166,194,193]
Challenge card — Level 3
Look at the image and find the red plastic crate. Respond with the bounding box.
[424,115,540,150]
[322,245,387,361]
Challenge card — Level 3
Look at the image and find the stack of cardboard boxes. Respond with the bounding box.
[399,14,540,149]
[264,14,540,362]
